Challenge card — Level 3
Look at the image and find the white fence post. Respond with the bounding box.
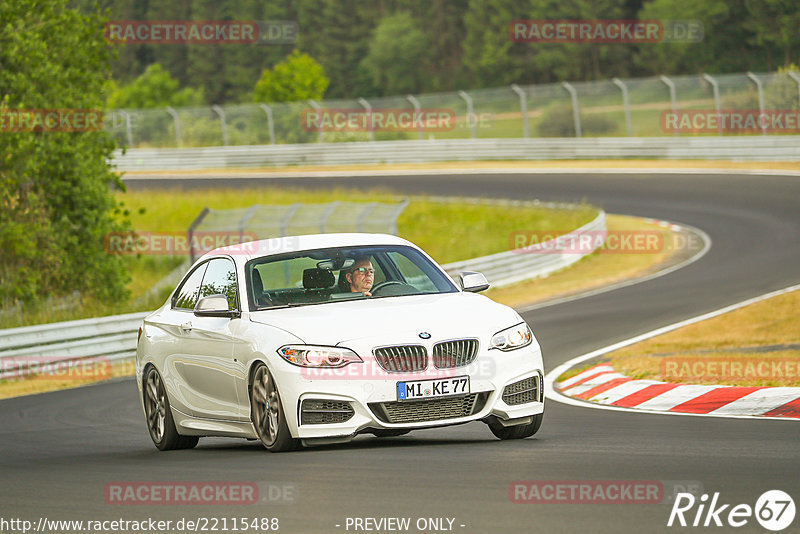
[511,84,529,138]
[612,78,632,137]
[358,97,374,141]
[702,74,723,136]
[258,103,276,145]
[746,72,766,135]
[211,105,228,146]
[562,82,581,137]
[165,106,181,146]
[458,90,476,139]
[406,94,424,140]
[659,75,678,136]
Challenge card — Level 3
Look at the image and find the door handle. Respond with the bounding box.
[180,321,193,332]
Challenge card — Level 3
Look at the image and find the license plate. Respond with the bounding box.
[397,376,470,401]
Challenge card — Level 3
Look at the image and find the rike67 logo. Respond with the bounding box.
[668,490,795,531]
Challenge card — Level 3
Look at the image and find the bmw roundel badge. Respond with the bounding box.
[419,332,431,339]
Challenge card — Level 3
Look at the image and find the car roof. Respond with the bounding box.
[203,232,416,264]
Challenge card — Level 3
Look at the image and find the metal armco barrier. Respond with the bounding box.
[112,137,800,172]
[0,312,148,379]
[0,208,605,377]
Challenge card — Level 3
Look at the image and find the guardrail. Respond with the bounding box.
[0,312,148,379]
[0,206,605,379]
[112,137,800,171]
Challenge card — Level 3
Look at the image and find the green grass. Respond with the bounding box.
[118,187,597,264]
[605,289,800,387]
[558,289,800,388]
[0,255,185,329]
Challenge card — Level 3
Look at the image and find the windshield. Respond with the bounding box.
[246,245,457,310]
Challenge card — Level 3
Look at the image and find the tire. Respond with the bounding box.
[143,366,199,451]
[488,412,543,440]
[250,363,299,452]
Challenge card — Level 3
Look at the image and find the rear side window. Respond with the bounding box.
[173,263,208,310]
[199,258,238,309]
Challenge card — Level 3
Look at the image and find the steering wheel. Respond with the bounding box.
[370,280,417,296]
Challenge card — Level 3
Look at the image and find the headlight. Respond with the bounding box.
[277,345,362,368]
[490,323,533,351]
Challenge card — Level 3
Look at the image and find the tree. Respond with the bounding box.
[0,0,130,305]
[361,12,429,95]
[107,63,205,108]
[184,0,231,104]
[634,0,762,74]
[253,50,329,102]
[145,0,194,89]
[462,0,535,87]
[521,0,632,83]
[744,0,800,69]
[407,0,470,91]
[313,0,379,97]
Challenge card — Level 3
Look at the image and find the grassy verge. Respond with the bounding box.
[0,256,184,329]
[117,187,597,264]
[485,214,676,308]
[0,360,136,400]
[0,189,595,329]
[563,289,800,387]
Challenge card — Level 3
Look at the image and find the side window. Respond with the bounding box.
[367,255,386,285]
[388,251,438,292]
[199,258,238,310]
[173,263,208,310]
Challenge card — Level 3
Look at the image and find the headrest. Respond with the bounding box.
[303,268,335,289]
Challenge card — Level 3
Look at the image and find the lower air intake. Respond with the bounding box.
[369,392,489,424]
[502,375,541,406]
[300,399,355,425]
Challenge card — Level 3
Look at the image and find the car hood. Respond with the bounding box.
[248,292,522,345]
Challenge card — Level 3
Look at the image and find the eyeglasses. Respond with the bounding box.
[352,267,375,275]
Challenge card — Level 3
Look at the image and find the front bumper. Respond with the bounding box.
[268,343,545,440]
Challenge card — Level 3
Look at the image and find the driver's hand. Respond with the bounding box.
[363,291,372,297]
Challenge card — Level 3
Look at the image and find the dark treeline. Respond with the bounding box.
[74,0,798,104]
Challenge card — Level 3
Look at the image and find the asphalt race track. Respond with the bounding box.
[2,172,799,533]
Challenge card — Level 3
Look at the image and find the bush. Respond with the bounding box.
[537,104,616,137]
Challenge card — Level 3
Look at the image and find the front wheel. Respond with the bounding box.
[488,412,543,440]
[143,366,199,451]
[250,363,299,452]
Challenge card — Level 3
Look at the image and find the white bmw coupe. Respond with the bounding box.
[136,233,545,452]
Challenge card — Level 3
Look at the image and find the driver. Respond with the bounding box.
[344,256,374,296]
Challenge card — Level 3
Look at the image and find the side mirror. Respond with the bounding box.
[194,294,240,318]
[459,271,490,293]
